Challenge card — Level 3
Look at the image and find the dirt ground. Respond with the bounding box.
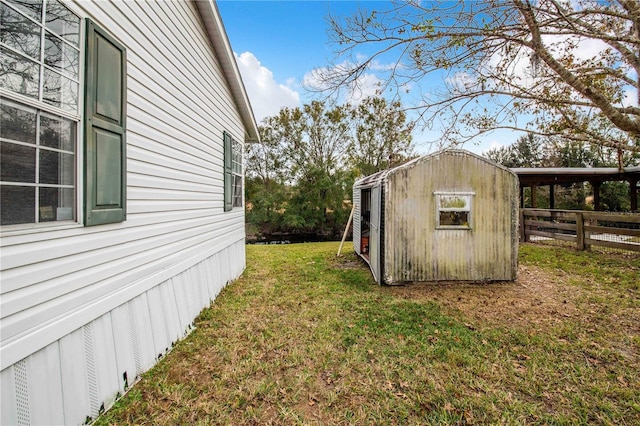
[385,264,583,331]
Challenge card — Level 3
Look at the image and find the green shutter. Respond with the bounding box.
[84,19,127,226]
[223,131,233,211]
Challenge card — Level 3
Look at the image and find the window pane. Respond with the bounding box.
[40,112,74,151]
[4,0,42,22]
[39,186,74,221]
[44,30,79,79]
[0,185,35,225]
[0,46,40,99]
[1,142,36,182]
[0,3,41,60]
[439,211,469,227]
[42,67,78,113]
[233,175,242,207]
[45,0,79,45]
[0,101,37,143]
[232,140,242,174]
[440,195,469,209]
[39,149,74,185]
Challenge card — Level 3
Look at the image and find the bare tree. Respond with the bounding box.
[312,0,640,153]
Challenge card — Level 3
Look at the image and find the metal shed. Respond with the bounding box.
[353,149,519,284]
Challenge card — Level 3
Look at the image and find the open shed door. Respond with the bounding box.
[370,186,382,284]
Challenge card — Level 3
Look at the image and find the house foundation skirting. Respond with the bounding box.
[0,239,245,425]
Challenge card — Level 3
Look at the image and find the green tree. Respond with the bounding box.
[315,0,640,153]
[247,101,353,238]
[485,133,547,167]
[348,97,415,176]
[244,121,289,236]
[246,98,415,238]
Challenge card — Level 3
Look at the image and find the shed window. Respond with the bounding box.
[435,192,474,229]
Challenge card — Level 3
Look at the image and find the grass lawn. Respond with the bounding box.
[96,242,639,425]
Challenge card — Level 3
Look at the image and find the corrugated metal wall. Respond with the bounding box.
[383,150,518,283]
[1,1,248,423]
[352,186,361,254]
[370,186,382,283]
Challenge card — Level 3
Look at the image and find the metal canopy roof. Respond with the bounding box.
[512,166,640,186]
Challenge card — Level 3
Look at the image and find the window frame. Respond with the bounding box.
[434,191,475,230]
[1,1,127,232]
[0,0,85,232]
[223,131,243,211]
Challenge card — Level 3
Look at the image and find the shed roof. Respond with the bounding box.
[194,0,260,142]
[354,149,515,188]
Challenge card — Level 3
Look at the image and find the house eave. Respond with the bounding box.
[195,0,260,143]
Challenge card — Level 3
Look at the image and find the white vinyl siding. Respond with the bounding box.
[1,240,245,425]
[1,1,249,423]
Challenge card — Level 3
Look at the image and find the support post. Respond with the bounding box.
[592,181,601,211]
[549,184,555,209]
[630,178,638,212]
[519,209,527,242]
[337,204,355,256]
[576,211,585,250]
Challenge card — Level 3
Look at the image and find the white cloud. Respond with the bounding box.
[234,51,300,123]
[489,140,505,150]
[347,73,384,102]
[445,71,477,94]
[303,61,385,105]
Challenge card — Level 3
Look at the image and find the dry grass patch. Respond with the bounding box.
[96,242,640,425]
[389,264,579,330]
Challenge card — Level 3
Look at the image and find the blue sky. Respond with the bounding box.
[217,0,517,154]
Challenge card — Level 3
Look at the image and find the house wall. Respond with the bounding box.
[383,150,518,282]
[1,1,247,423]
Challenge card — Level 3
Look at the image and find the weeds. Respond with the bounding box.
[96,242,639,425]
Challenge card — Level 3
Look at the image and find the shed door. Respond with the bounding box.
[370,186,381,283]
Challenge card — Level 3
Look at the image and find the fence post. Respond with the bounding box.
[519,209,528,242]
[576,211,585,250]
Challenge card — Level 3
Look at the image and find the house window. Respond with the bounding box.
[1,0,81,226]
[1,0,127,228]
[435,192,474,229]
[224,131,243,211]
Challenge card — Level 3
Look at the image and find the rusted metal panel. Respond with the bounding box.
[352,186,361,254]
[383,150,518,283]
[370,187,382,283]
[353,150,518,284]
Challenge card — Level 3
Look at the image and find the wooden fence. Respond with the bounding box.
[520,209,640,253]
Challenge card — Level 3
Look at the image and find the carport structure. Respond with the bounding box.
[512,166,640,212]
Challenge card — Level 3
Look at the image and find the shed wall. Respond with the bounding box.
[383,151,518,282]
[1,1,247,423]
[352,186,361,254]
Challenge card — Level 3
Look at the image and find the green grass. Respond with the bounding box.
[96,242,639,425]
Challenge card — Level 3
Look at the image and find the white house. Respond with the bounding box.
[0,0,258,423]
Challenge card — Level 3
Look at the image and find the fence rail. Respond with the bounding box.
[520,209,640,253]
